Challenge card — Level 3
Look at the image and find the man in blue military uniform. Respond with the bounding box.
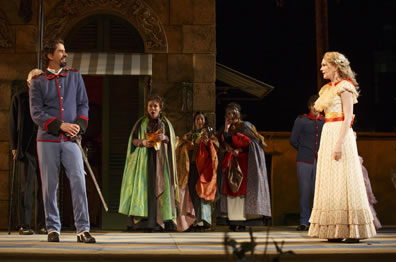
[290,95,324,231]
[30,38,95,243]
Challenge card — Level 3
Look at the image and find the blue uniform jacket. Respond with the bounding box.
[29,68,89,142]
[290,113,324,164]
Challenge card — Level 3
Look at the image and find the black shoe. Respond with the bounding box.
[125,226,134,232]
[144,226,164,233]
[37,227,48,235]
[237,226,246,232]
[77,231,96,243]
[344,238,360,243]
[195,226,205,232]
[19,227,34,235]
[48,232,60,242]
[164,221,176,232]
[296,224,309,231]
[229,225,237,232]
[327,238,343,243]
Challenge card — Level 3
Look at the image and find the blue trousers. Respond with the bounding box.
[296,160,316,225]
[37,139,90,233]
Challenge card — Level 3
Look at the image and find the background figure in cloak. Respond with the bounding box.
[176,112,218,232]
[8,68,47,235]
[217,103,271,232]
[119,95,179,232]
[354,132,381,230]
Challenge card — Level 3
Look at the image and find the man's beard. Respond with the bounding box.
[60,61,67,68]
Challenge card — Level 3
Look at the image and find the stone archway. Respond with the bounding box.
[44,0,167,53]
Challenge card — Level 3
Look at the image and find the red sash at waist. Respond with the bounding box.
[325,112,354,127]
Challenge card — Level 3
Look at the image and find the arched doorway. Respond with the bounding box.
[62,14,149,230]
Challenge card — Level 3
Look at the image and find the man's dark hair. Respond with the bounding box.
[307,95,319,109]
[42,38,64,68]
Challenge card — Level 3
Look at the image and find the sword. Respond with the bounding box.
[73,136,108,212]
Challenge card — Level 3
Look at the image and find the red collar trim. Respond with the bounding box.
[308,112,323,120]
[32,73,43,80]
[44,69,68,79]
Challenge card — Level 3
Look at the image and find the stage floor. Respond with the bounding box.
[0,226,395,261]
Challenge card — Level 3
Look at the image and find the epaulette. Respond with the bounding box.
[31,73,44,80]
[64,68,79,72]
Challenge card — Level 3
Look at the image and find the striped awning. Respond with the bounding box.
[67,52,152,75]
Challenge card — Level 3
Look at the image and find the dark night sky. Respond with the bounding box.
[215,0,396,132]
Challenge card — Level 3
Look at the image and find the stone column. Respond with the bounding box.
[152,0,216,136]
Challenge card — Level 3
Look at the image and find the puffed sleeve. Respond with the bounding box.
[337,80,358,104]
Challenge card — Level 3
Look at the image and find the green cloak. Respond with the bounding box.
[118,115,179,222]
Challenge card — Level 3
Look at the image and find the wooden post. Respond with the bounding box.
[38,0,44,69]
[315,0,329,90]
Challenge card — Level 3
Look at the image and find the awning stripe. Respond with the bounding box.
[106,53,115,75]
[132,54,140,75]
[114,54,124,75]
[123,53,132,75]
[97,53,107,74]
[88,53,98,75]
[80,53,90,75]
[67,52,152,75]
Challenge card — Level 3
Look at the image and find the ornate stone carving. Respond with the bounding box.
[129,0,166,50]
[44,0,167,52]
[0,9,12,48]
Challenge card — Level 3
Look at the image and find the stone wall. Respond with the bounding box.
[151,0,216,135]
[0,0,39,229]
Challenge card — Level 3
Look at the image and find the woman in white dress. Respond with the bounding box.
[308,52,376,243]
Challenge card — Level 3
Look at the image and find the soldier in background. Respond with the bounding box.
[290,95,324,231]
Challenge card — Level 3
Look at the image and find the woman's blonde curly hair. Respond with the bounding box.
[323,51,359,90]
